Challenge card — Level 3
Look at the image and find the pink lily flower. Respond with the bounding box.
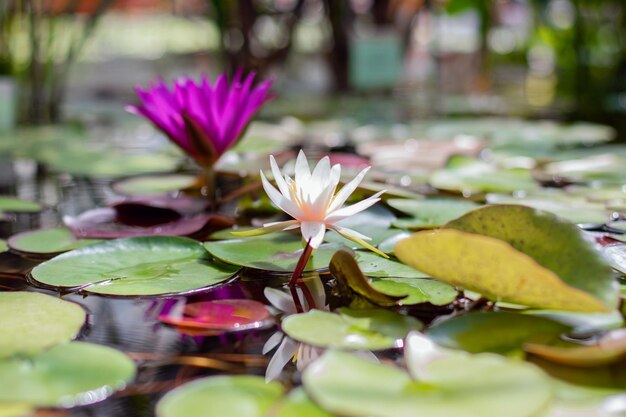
[126,70,275,166]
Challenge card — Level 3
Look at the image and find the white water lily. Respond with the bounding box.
[234,150,387,257]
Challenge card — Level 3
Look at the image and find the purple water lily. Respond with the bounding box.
[126,70,275,166]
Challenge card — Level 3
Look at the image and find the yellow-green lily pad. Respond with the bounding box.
[0,292,86,359]
[156,375,283,417]
[282,308,422,350]
[0,342,135,407]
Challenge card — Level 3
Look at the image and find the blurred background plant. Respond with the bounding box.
[0,0,624,137]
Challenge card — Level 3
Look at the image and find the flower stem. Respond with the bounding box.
[288,238,313,287]
[200,164,217,207]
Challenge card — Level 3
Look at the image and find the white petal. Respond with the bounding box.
[294,149,311,185]
[326,191,384,223]
[262,331,285,354]
[270,155,291,198]
[300,221,326,248]
[328,166,371,212]
[260,170,304,219]
[264,287,297,314]
[265,337,299,382]
[311,156,331,185]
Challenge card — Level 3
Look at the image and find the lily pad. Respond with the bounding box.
[281,308,422,350]
[377,231,411,254]
[524,328,626,367]
[204,234,343,272]
[112,174,197,196]
[427,311,571,354]
[354,250,429,278]
[276,389,337,417]
[0,342,135,407]
[303,348,552,417]
[158,299,273,333]
[156,375,283,417]
[601,245,626,275]
[429,156,538,194]
[0,197,41,213]
[0,404,33,417]
[0,240,7,253]
[395,205,619,312]
[0,292,86,359]
[8,228,101,256]
[387,198,479,229]
[369,278,458,306]
[31,236,239,296]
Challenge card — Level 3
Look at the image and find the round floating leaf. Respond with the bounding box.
[303,349,552,417]
[282,308,422,350]
[31,236,239,296]
[387,198,479,229]
[0,240,7,254]
[486,193,611,225]
[524,328,626,367]
[159,299,273,333]
[395,228,611,312]
[112,174,197,196]
[601,245,626,275]
[0,197,41,213]
[156,375,283,417]
[429,156,538,194]
[427,311,571,354]
[369,278,457,306]
[0,342,136,407]
[8,228,100,256]
[276,389,336,417]
[0,404,33,417]
[354,250,427,278]
[445,205,618,309]
[0,292,86,359]
[204,234,343,272]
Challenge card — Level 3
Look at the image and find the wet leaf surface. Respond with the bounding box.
[8,228,101,256]
[282,308,422,350]
[0,292,86,359]
[31,236,239,296]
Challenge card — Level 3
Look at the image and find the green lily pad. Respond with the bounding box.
[601,245,626,275]
[281,308,422,350]
[396,205,619,312]
[369,278,458,306]
[523,310,624,334]
[204,234,343,272]
[303,348,553,417]
[486,193,612,225]
[112,174,197,196]
[0,342,135,407]
[429,156,538,194]
[354,250,428,278]
[427,311,571,354]
[8,228,101,256]
[276,389,337,417]
[524,328,626,367]
[0,197,41,213]
[31,236,239,296]
[387,198,479,229]
[0,404,33,417]
[0,292,86,359]
[0,240,7,253]
[156,375,283,417]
